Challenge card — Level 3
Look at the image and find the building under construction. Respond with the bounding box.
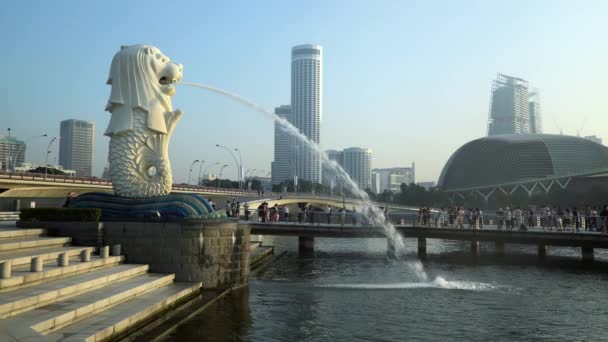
[487,73,542,136]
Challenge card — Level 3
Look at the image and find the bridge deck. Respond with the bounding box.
[247,222,608,249]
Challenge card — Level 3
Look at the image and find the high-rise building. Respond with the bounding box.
[487,74,541,136]
[372,163,416,194]
[291,44,322,183]
[0,136,25,171]
[271,105,293,184]
[59,119,94,177]
[342,147,372,190]
[529,90,542,134]
[322,149,344,187]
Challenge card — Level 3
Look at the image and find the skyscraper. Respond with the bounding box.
[291,44,322,183]
[529,90,542,134]
[0,136,25,171]
[322,149,344,186]
[271,105,293,185]
[487,74,540,136]
[59,119,94,177]
[342,147,373,190]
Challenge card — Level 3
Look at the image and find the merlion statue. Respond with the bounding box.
[104,44,183,198]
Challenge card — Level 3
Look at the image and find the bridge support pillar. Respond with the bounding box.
[470,241,480,257]
[417,237,426,258]
[582,246,594,263]
[537,245,547,259]
[298,236,315,257]
[495,242,505,256]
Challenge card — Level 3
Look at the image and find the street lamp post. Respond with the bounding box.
[216,144,240,189]
[217,164,228,189]
[44,137,59,180]
[6,128,11,171]
[12,134,48,172]
[197,160,206,186]
[234,148,243,190]
[187,159,200,185]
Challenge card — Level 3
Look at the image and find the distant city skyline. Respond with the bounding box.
[2,1,607,184]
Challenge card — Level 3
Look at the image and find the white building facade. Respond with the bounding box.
[372,163,416,194]
[291,44,322,183]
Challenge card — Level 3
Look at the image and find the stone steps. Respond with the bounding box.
[0,227,45,239]
[0,255,124,292]
[50,281,202,342]
[0,246,97,267]
[0,237,72,252]
[27,273,176,335]
[0,264,149,319]
[0,212,20,221]
[0,224,205,341]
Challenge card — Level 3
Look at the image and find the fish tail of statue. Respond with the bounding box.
[109,109,179,198]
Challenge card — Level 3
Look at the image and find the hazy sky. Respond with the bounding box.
[1,0,607,183]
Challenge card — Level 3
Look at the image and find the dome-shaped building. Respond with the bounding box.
[438,134,608,192]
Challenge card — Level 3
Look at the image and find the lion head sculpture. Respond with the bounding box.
[104,44,183,136]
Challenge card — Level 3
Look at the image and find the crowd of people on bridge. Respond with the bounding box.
[417,205,608,233]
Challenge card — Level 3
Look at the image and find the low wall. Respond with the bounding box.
[103,220,250,289]
[17,220,103,248]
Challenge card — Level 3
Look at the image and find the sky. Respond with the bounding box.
[1,0,607,183]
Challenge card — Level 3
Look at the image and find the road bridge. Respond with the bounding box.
[248,221,605,261]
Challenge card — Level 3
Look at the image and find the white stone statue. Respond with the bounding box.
[104,44,183,198]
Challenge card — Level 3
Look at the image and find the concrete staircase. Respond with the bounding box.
[0,212,20,222]
[0,225,202,341]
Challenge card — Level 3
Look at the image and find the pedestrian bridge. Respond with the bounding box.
[247,221,606,261]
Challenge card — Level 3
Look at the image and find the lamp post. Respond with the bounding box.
[216,144,240,189]
[217,164,228,189]
[234,148,243,190]
[6,128,11,171]
[187,159,200,185]
[197,160,206,186]
[13,134,47,172]
[44,137,59,180]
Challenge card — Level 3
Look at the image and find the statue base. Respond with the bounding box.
[69,192,222,220]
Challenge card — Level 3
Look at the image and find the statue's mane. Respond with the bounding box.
[104,44,171,135]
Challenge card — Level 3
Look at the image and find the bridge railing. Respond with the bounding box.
[0,170,281,196]
[236,209,608,233]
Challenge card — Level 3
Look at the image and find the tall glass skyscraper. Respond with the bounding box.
[59,119,94,177]
[271,105,293,185]
[291,44,322,183]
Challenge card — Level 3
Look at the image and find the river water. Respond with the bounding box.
[165,237,608,341]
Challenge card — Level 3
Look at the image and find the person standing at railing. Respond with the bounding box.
[573,207,580,232]
[327,206,332,224]
[601,205,608,234]
[496,208,504,229]
[298,206,304,224]
[283,206,289,222]
[526,207,534,229]
[243,202,250,221]
[505,207,512,230]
